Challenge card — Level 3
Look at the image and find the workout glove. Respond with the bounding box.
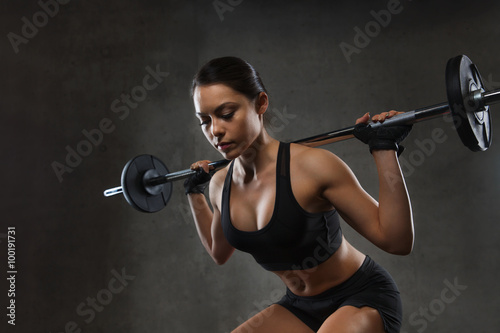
[184,168,212,195]
[353,123,412,155]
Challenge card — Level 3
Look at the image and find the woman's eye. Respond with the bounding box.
[199,118,210,127]
[221,111,235,120]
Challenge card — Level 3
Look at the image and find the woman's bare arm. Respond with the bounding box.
[186,166,235,265]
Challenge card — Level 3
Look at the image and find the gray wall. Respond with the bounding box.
[2,0,500,332]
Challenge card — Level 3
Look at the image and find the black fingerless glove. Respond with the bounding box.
[184,168,212,195]
[353,123,412,155]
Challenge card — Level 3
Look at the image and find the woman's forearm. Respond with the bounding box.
[372,150,414,254]
[187,193,215,254]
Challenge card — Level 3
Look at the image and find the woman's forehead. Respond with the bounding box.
[194,84,238,97]
[193,84,246,111]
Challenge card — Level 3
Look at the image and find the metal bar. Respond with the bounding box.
[294,102,451,148]
[103,186,124,197]
[482,88,500,106]
[413,102,451,121]
[103,87,499,197]
[292,126,356,147]
[147,159,230,186]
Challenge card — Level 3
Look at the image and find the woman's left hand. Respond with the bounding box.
[355,110,404,124]
[353,110,412,155]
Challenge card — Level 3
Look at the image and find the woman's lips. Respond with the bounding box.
[217,142,232,151]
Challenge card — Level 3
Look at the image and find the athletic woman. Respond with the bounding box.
[184,56,413,333]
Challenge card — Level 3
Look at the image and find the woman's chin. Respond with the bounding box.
[220,150,239,160]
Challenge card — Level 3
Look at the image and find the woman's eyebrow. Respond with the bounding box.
[196,102,238,116]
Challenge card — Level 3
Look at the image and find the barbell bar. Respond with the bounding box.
[103,55,498,213]
[103,159,231,197]
[102,101,452,199]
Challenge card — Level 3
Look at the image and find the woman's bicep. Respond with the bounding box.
[210,206,235,265]
[208,174,235,265]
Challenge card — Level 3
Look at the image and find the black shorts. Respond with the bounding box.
[276,256,402,333]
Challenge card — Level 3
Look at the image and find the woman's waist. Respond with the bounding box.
[273,239,366,297]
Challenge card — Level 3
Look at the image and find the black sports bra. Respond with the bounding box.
[221,142,342,271]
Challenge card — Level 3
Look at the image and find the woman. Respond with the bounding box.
[184,56,413,333]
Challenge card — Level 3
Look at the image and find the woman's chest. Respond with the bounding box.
[229,179,276,232]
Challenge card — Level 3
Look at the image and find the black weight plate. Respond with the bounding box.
[446,55,492,152]
[121,155,172,213]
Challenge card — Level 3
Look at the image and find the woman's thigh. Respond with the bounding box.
[232,304,314,333]
[317,305,385,333]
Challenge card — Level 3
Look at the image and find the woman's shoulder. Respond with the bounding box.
[208,163,231,209]
[289,143,352,181]
[290,143,345,166]
[211,163,230,189]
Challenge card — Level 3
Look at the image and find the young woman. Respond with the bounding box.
[184,56,414,333]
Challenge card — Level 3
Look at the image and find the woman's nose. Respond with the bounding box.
[211,118,225,137]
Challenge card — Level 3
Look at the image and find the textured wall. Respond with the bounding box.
[2,0,500,332]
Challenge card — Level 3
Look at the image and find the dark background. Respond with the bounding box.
[2,0,499,332]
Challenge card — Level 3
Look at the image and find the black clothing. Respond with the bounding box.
[221,142,343,271]
[277,256,403,333]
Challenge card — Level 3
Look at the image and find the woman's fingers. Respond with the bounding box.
[190,160,214,173]
[355,112,371,124]
[371,110,403,122]
[356,110,404,125]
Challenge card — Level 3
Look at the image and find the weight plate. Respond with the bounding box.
[446,55,492,152]
[121,155,172,213]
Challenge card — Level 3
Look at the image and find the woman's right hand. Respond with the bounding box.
[189,160,213,173]
[184,160,214,195]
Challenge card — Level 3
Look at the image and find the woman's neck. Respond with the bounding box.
[235,130,279,182]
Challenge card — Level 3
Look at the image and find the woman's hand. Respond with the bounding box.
[355,110,403,124]
[189,160,214,173]
[353,111,412,154]
[184,160,214,195]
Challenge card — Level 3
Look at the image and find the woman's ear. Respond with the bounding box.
[255,92,269,115]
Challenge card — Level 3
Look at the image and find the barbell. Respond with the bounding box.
[103,55,499,213]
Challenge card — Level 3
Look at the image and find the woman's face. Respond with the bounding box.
[193,84,267,160]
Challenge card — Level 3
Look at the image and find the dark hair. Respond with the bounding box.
[191,56,268,102]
